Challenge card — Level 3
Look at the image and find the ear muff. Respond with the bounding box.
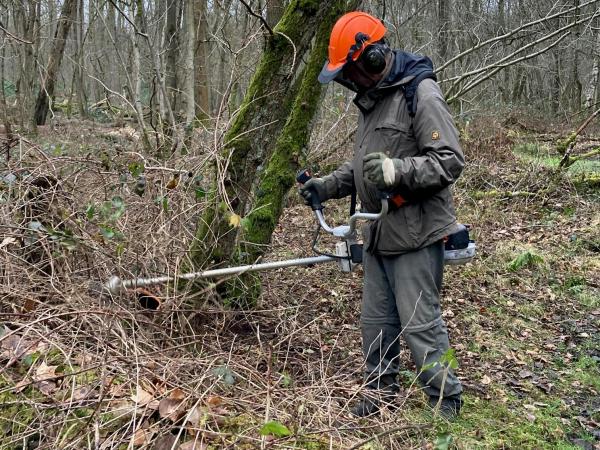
[346,32,388,75]
[359,42,388,74]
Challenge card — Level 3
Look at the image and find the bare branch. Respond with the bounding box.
[443,12,595,101]
[0,20,33,44]
[106,0,148,38]
[238,0,274,35]
[436,0,600,74]
[446,32,571,103]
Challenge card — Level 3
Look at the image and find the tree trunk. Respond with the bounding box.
[189,0,359,306]
[75,0,87,118]
[129,0,154,154]
[16,0,39,129]
[437,0,450,62]
[182,0,195,126]
[180,0,195,151]
[266,0,284,28]
[0,37,13,144]
[193,0,210,119]
[551,51,561,115]
[106,0,118,97]
[569,0,582,112]
[33,0,77,125]
[165,0,179,115]
[498,0,510,103]
[585,24,600,108]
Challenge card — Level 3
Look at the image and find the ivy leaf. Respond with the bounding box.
[22,352,40,368]
[211,366,235,385]
[240,217,252,231]
[434,432,453,450]
[85,204,95,220]
[195,187,206,200]
[228,213,241,228]
[259,421,291,438]
[100,226,115,240]
[128,162,145,178]
[28,221,46,232]
[110,196,126,220]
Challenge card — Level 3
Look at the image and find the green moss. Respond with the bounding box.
[556,132,577,154]
[239,1,345,258]
[190,0,359,306]
[514,140,600,174]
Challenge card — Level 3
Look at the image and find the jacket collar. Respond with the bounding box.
[351,50,435,113]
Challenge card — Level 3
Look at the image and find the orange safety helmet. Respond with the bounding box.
[318,11,387,84]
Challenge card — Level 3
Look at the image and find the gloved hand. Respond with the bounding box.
[363,152,399,190]
[298,178,327,206]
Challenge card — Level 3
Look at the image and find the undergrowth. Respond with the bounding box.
[0,114,598,449]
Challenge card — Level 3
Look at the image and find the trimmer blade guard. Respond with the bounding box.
[444,224,476,265]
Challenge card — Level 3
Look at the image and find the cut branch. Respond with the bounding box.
[560,146,600,168]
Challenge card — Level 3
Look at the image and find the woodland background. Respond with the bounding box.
[0,0,599,449]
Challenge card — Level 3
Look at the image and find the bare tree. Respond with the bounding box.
[438,0,450,61]
[33,0,78,126]
[266,0,285,28]
[182,0,195,128]
[584,19,600,108]
[194,0,210,119]
[165,0,179,113]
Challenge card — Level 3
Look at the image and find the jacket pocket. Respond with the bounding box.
[376,202,423,252]
[403,202,424,244]
[373,121,417,158]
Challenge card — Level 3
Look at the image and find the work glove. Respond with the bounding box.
[363,152,399,190]
[298,178,327,207]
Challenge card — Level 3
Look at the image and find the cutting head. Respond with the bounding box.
[105,276,124,295]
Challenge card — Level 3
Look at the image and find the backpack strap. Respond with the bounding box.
[350,186,357,216]
[402,70,437,117]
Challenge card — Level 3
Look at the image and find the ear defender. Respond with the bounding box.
[359,40,388,74]
[347,32,388,75]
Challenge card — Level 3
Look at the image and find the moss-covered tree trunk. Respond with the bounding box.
[240,2,358,261]
[189,0,357,305]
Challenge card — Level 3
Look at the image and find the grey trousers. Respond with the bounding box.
[361,240,462,398]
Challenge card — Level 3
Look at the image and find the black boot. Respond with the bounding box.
[350,375,399,417]
[428,395,463,420]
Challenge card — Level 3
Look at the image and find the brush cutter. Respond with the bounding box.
[103,170,475,296]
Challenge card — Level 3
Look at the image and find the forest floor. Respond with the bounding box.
[0,113,599,449]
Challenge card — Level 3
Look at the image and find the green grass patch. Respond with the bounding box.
[445,396,579,449]
[513,142,600,174]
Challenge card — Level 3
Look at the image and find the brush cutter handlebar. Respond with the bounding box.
[296,168,389,239]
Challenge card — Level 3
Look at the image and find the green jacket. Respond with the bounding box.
[322,77,465,255]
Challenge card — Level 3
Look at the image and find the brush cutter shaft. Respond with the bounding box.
[106,255,335,293]
[104,196,389,294]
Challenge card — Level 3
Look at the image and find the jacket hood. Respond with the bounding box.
[352,50,437,113]
[383,50,435,86]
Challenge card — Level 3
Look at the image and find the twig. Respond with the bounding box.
[238,0,274,35]
[0,20,33,44]
[446,32,571,103]
[436,0,600,74]
[347,425,427,450]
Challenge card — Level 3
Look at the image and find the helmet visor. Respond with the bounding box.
[318,60,346,84]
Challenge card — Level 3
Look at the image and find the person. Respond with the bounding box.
[299,11,465,418]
